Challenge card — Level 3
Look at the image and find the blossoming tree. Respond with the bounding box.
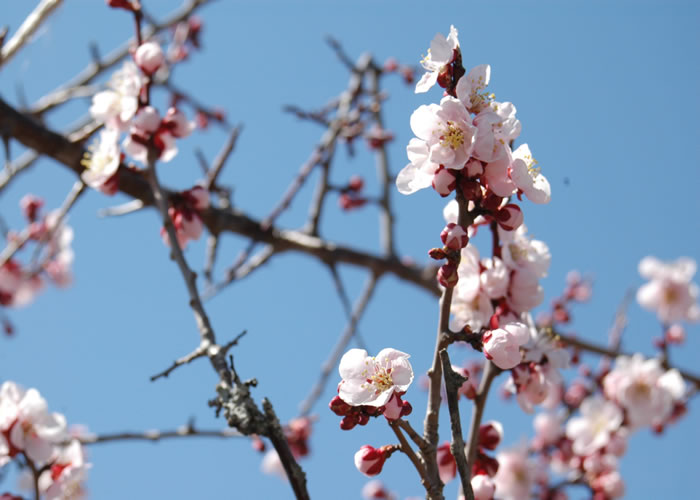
[0,1,698,499]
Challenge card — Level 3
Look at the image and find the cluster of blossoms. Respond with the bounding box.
[84,11,211,249]
[0,382,90,499]
[0,195,74,314]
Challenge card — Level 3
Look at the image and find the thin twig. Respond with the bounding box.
[29,0,214,116]
[439,350,474,500]
[0,0,64,68]
[389,420,431,491]
[98,199,145,218]
[367,65,396,257]
[298,273,378,416]
[205,125,242,190]
[151,330,247,382]
[80,426,243,444]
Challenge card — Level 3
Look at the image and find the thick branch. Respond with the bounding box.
[0,96,439,297]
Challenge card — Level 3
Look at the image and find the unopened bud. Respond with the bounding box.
[134,41,165,75]
[432,166,456,197]
[495,204,523,231]
[478,421,503,450]
[428,247,447,260]
[354,445,390,477]
[348,175,364,192]
[437,263,459,288]
[440,223,469,250]
[665,324,685,344]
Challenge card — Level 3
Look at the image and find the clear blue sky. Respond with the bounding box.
[1,0,698,499]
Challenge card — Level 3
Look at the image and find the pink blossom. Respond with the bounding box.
[494,444,536,500]
[510,144,551,204]
[602,354,685,428]
[483,322,529,370]
[397,97,477,194]
[89,62,143,130]
[163,107,195,138]
[432,166,456,196]
[81,129,121,194]
[415,26,459,93]
[533,412,564,445]
[508,269,544,313]
[471,474,495,500]
[592,470,625,499]
[39,439,90,500]
[636,256,700,324]
[455,65,491,112]
[338,348,413,407]
[354,445,389,477]
[509,363,549,413]
[500,225,551,278]
[361,479,394,499]
[480,257,508,299]
[566,396,622,456]
[123,106,178,164]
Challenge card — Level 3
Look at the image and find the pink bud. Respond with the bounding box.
[354,445,388,477]
[107,0,136,11]
[432,166,456,197]
[438,263,459,288]
[134,41,165,75]
[440,223,469,250]
[183,185,210,211]
[495,204,523,231]
[163,107,194,138]
[471,474,495,500]
[383,58,399,72]
[348,175,365,192]
[665,324,685,344]
[482,322,529,370]
[478,421,503,450]
[19,194,43,222]
[436,442,456,484]
[362,480,392,499]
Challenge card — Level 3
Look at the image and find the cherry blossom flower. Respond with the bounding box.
[123,106,178,164]
[533,412,564,446]
[80,129,121,194]
[455,65,491,112]
[592,470,625,499]
[338,348,413,407]
[499,225,551,278]
[39,439,90,500]
[483,322,530,369]
[510,144,551,204]
[361,480,395,500]
[494,444,537,500]
[636,256,700,324]
[397,97,477,194]
[415,26,459,93]
[566,395,622,456]
[602,354,685,428]
[89,62,144,130]
[478,421,504,450]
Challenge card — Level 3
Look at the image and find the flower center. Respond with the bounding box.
[368,368,394,393]
[440,121,465,150]
[664,285,679,304]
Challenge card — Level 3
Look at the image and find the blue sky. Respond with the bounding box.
[1,0,699,499]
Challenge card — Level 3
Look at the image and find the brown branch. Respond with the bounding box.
[465,360,500,468]
[151,330,247,382]
[367,65,396,257]
[389,420,431,492]
[205,125,242,190]
[439,350,474,500]
[80,426,243,444]
[0,95,439,296]
[298,273,378,416]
